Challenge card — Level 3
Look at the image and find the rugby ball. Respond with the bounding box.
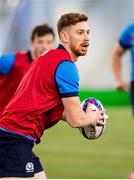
[79,97,107,140]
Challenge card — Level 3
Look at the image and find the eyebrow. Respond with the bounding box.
[76,29,90,32]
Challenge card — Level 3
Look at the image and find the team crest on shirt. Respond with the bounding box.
[26,162,34,173]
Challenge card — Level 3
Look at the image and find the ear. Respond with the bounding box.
[60,31,69,43]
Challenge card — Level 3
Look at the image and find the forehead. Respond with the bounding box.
[70,21,89,31]
[32,34,54,42]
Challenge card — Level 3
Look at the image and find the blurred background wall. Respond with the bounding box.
[0,0,134,89]
[0,1,134,178]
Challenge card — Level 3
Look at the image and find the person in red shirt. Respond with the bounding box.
[0,13,105,179]
[0,23,55,115]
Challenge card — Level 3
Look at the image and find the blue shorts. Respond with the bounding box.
[0,129,43,177]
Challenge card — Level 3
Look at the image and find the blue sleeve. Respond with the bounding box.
[55,61,79,98]
[119,23,133,49]
[0,54,15,74]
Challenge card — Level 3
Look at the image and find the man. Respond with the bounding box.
[112,22,134,115]
[0,23,55,115]
[0,13,105,178]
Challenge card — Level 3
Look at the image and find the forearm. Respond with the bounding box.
[112,53,122,82]
[62,97,103,128]
[65,110,94,128]
[62,98,89,127]
[63,109,84,127]
[112,43,126,82]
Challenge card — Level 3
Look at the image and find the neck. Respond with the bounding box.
[60,43,78,62]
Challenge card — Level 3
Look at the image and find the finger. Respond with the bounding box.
[100,113,108,119]
[98,112,105,119]
[105,114,109,119]
[124,87,129,91]
[116,87,124,91]
[99,109,106,114]
[96,121,105,126]
[117,86,128,91]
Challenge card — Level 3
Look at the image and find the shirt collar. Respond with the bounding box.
[27,50,33,63]
[57,44,67,50]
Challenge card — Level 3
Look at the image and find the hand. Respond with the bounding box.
[116,80,130,91]
[86,104,106,126]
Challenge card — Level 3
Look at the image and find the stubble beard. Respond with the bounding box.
[71,46,87,58]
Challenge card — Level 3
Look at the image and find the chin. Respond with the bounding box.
[80,51,87,56]
[76,52,87,57]
[74,49,87,57]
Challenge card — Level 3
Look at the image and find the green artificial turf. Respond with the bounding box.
[33,106,134,179]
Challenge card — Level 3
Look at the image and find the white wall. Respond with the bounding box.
[0,0,133,89]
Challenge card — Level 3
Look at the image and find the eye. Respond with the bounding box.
[78,31,83,35]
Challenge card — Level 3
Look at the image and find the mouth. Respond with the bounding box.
[80,43,89,48]
[80,43,89,53]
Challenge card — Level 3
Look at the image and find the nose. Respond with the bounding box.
[84,33,89,41]
[41,44,47,51]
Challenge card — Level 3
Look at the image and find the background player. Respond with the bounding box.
[112,22,134,115]
[0,13,105,178]
[0,23,55,115]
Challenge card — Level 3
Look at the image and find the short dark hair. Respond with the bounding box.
[57,13,88,35]
[31,23,55,41]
